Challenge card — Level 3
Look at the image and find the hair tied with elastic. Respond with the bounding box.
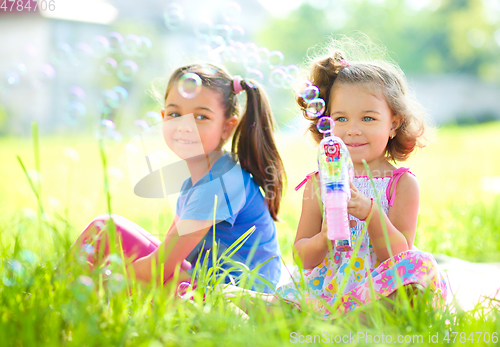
[332,52,349,74]
[233,75,244,94]
[339,59,349,67]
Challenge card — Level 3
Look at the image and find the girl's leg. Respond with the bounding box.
[71,214,191,278]
[221,284,295,314]
[71,214,160,266]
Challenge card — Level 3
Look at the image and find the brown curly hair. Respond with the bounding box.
[297,37,431,162]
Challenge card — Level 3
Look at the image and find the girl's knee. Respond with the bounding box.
[92,214,113,224]
[81,214,114,239]
[90,214,124,229]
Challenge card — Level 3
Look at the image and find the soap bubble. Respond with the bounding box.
[268,50,284,68]
[229,25,245,42]
[112,86,128,104]
[317,116,333,134]
[16,63,28,77]
[34,64,56,86]
[19,249,38,266]
[51,42,74,66]
[2,260,24,287]
[107,273,126,293]
[137,36,153,57]
[306,98,326,118]
[69,86,86,101]
[232,41,247,62]
[286,64,300,80]
[108,32,124,53]
[285,65,300,88]
[221,46,237,63]
[100,90,120,111]
[208,35,226,58]
[4,70,21,87]
[63,147,80,162]
[72,275,95,302]
[245,52,261,69]
[194,19,213,39]
[117,60,138,82]
[269,67,287,88]
[145,111,162,126]
[91,35,110,57]
[105,254,124,272]
[245,42,259,54]
[96,119,122,142]
[177,281,193,299]
[74,42,93,65]
[258,47,270,66]
[223,2,241,22]
[65,101,87,125]
[213,24,231,43]
[99,119,116,133]
[245,68,264,82]
[301,85,320,102]
[177,73,202,99]
[122,34,142,56]
[100,57,118,76]
[132,119,150,136]
[82,243,95,255]
[164,3,184,30]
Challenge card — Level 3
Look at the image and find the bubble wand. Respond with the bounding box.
[313,108,354,252]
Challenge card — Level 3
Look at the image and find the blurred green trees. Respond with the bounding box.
[257,0,500,81]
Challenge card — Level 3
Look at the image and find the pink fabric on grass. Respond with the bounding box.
[74,214,192,285]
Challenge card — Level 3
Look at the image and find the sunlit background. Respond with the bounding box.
[1,0,500,136]
[1,0,499,262]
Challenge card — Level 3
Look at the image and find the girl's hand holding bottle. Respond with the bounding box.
[347,182,374,222]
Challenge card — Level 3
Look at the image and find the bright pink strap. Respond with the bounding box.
[386,167,414,207]
[295,170,318,191]
[233,75,243,94]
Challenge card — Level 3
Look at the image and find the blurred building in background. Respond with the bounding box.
[1,0,500,138]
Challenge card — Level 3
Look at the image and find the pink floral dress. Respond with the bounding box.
[276,167,448,316]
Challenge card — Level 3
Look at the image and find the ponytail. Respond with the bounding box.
[231,80,286,221]
[297,51,347,144]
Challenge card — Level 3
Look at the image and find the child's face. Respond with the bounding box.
[162,85,237,160]
[328,83,398,165]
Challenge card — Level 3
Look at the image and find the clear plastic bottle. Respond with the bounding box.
[318,135,354,252]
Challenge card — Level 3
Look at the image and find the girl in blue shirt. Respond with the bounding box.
[73,63,285,293]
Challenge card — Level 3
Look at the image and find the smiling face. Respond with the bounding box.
[329,83,399,170]
[161,85,237,161]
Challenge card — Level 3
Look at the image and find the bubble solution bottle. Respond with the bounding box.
[318,135,354,252]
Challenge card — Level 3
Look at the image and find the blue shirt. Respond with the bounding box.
[176,152,281,293]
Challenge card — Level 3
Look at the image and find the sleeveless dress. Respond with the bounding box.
[276,167,449,316]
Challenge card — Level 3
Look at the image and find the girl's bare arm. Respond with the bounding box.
[293,175,333,269]
[348,173,419,261]
[132,218,212,283]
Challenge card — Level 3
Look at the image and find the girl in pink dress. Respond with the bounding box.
[224,41,448,317]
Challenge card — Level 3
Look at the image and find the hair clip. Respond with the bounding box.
[339,59,350,67]
[333,57,350,74]
[233,75,244,94]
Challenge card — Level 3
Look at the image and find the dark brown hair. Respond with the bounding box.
[164,63,286,221]
[297,39,430,162]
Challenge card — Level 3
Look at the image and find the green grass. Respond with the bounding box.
[0,122,499,346]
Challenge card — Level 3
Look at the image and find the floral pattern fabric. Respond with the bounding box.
[276,173,448,316]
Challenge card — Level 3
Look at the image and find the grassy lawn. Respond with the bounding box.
[0,121,499,346]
